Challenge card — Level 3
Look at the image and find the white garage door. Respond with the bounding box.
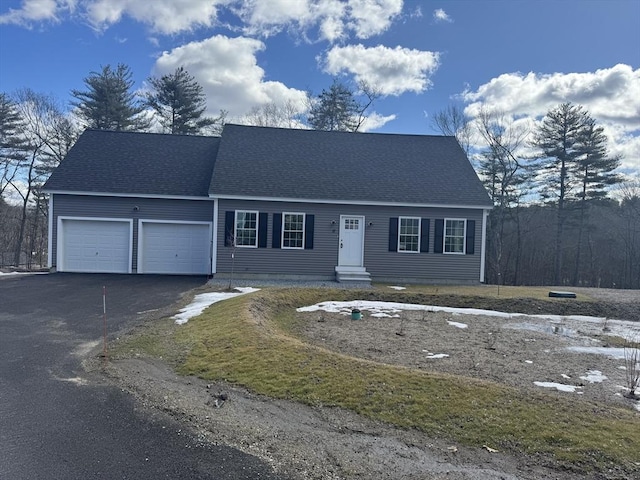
[60,219,131,273]
[139,222,211,275]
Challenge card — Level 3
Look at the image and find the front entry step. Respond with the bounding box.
[335,266,371,284]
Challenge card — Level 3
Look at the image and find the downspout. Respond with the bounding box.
[211,198,218,274]
[47,195,54,270]
[480,208,488,283]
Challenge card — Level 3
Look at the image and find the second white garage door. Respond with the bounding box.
[139,222,211,275]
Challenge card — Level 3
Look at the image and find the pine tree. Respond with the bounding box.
[145,67,219,135]
[72,64,148,131]
[308,80,378,132]
[0,93,28,198]
[531,102,621,285]
[571,116,621,285]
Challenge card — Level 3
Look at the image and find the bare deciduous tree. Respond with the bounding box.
[476,108,532,284]
[241,100,303,128]
[624,336,640,399]
[430,104,472,155]
[10,89,79,266]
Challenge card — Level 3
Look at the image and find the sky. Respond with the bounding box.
[1,0,639,176]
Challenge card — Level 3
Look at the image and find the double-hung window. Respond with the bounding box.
[444,219,465,254]
[235,210,258,247]
[282,213,305,249]
[398,217,420,253]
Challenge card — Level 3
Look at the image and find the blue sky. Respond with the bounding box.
[1,0,639,175]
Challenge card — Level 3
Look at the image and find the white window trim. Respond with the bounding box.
[281,212,305,250]
[397,216,421,254]
[444,218,466,255]
[235,210,259,248]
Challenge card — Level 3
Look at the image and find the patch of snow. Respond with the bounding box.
[0,271,48,277]
[566,346,627,359]
[425,353,449,359]
[534,381,582,393]
[387,286,406,290]
[297,300,640,341]
[447,321,468,329]
[618,366,627,370]
[561,374,571,379]
[524,360,533,364]
[580,370,607,383]
[172,287,260,325]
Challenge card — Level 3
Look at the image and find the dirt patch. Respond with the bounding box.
[294,306,640,410]
[94,287,640,480]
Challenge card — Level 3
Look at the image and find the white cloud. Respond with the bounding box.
[432,8,452,23]
[346,0,403,38]
[237,0,402,42]
[85,0,227,34]
[0,0,70,25]
[359,111,396,131]
[3,0,403,40]
[323,44,440,96]
[151,35,307,119]
[461,64,640,173]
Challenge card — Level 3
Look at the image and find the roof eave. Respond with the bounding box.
[45,190,213,201]
[208,193,493,210]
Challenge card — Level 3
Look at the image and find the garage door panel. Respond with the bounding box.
[60,219,131,273]
[140,222,211,275]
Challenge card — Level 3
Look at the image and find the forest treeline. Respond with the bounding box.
[1,64,638,288]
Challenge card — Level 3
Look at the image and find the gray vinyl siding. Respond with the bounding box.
[51,194,214,272]
[215,199,485,283]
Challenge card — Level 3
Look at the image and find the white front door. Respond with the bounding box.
[338,215,365,267]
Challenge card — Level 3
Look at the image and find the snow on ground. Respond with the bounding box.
[298,300,639,332]
[447,320,468,329]
[425,353,449,359]
[580,370,607,383]
[387,286,406,290]
[0,271,48,277]
[534,382,583,393]
[172,287,260,325]
[566,346,627,359]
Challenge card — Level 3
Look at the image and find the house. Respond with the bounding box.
[44,124,493,284]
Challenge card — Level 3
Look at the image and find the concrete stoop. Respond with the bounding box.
[334,266,371,285]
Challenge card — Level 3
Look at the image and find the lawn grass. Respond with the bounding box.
[169,288,640,475]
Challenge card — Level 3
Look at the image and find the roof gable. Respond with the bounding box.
[45,129,220,197]
[209,124,492,207]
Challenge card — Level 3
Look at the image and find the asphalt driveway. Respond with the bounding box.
[0,273,284,480]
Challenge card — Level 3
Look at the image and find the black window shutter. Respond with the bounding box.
[258,212,268,248]
[304,214,314,250]
[388,218,398,251]
[272,213,282,248]
[420,218,430,253]
[434,219,444,253]
[465,220,475,254]
[224,211,235,246]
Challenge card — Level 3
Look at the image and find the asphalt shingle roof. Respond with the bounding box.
[44,129,220,197]
[209,124,492,207]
